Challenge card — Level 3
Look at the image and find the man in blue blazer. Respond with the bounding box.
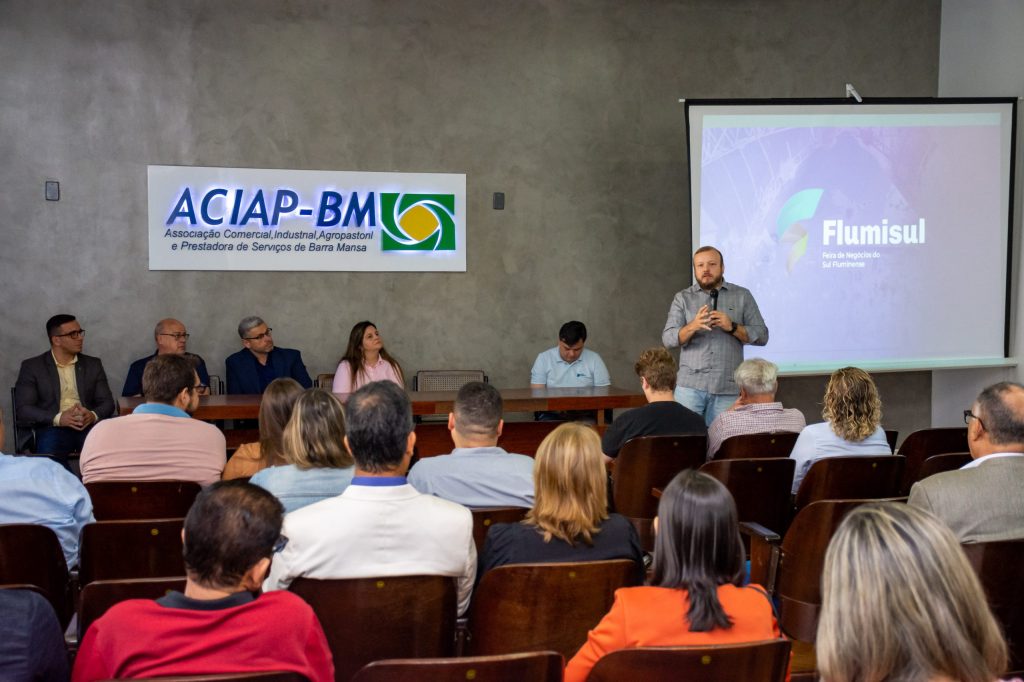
[225,316,313,394]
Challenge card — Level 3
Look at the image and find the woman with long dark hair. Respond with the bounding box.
[331,321,404,393]
[223,378,303,479]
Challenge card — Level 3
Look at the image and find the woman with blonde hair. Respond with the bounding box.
[789,366,890,492]
[331,321,404,393]
[818,502,1013,682]
[223,378,304,480]
[250,388,355,512]
[477,422,643,578]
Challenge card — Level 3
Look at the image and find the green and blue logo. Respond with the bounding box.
[776,189,823,272]
[380,193,456,252]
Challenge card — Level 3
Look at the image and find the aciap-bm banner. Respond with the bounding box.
[148,166,467,271]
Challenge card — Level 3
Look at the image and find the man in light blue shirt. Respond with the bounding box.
[530,321,611,388]
[408,382,534,508]
[0,406,94,569]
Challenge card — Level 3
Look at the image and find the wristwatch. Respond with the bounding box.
[729,323,741,336]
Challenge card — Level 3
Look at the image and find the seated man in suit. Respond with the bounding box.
[909,381,1024,543]
[122,318,211,396]
[14,313,115,465]
[225,316,312,394]
[80,354,226,486]
[265,381,476,615]
[705,358,806,460]
[73,480,334,682]
[408,381,534,508]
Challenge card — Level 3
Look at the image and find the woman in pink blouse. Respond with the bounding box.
[331,321,405,393]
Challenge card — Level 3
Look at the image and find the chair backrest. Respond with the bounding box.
[315,373,335,389]
[469,559,641,659]
[897,427,969,495]
[100,673,309,681]
[351,652,564,682]
[699,458,796,534]
[79,576,186,640]
[961,539,1024,674]
[915,452,973,484]
[471,507,530,554]
[85,480,201,521]
[0,524,71,628]
[9,386,35,453]
[79,518,186,587]
[413,370,487,392]
[794,455,905,512]
[714,432,799,461]
[586,639,792,682]
[289,575,456,682]
[207,374,225,396]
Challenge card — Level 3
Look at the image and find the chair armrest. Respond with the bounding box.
[740,522,781,593]
[739,521,780,542]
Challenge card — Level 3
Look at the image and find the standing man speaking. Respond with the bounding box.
[662,246,768,425]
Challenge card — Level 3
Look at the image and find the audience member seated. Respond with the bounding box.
[0,588,69,682]
[478,423,643,580]
[331,321,405,393]
[909,381,1024,543]
[817,502,1011,682]
[250,388,355,512]
[601,348,706,460]
[789,366,890,493]
[564,470,785,682]
[225,316,313,394]
[14,313,115,466]
[72,480,334,682]
[223,378,304,480]
[80,355,226,486]
[705,358,805,460]
[122,318,211,396]
[530,320,611,389]
[0,406,93,569]
[407,381,534,507]
[264,381,476,615]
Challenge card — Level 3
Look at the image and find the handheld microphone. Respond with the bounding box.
[710,289,719,311]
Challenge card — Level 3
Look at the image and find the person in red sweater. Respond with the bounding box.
[564,469,788,682]
[72,480,334,682]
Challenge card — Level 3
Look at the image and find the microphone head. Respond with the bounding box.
[710,289,718,299]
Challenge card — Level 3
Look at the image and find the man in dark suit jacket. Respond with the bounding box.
[14,314,116,464]
[225,316,312,394]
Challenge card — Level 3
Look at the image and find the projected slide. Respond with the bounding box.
[687,102,1015,372]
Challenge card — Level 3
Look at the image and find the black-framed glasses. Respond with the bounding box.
[244,328,272,341]
[55,329,85,339]
[273,535,289,553]
[159,332,190,340]
[963,409,985,430]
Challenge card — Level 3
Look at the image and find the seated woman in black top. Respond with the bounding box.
[478,422,644,578]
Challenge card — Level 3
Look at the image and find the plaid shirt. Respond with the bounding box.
[706,402,806,460]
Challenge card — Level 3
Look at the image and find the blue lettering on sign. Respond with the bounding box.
[271,190,299,225]
[167,188,197,225]
[166,187,381,229]
[200,188,228,225]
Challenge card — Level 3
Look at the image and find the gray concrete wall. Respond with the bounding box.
[0,0,939,440]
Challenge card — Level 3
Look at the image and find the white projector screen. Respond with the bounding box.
[686,99,1017,374]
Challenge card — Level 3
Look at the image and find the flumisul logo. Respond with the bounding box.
[380,193,456,251]
[776,189,823,272]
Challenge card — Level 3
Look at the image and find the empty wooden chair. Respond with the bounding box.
[794,455,905,513]
[471,507,530,554]
[79,518,186,587]
[699,458,795,534]
[289,575,456,682]
[586,639,792,682]
[79,576,186,640]
[897,427,969,495]
[914,452,972,484]
[713,432,799,461]
[351,652,563,682]
[468,559,640,659]
[962,539,1024,674]
[0,523,72,628]
[85,480,201,521]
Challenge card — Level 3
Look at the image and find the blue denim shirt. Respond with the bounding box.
[250,464,355,513]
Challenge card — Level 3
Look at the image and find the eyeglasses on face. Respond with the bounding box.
[244,328,273,341]
[273,535,289,553]
[55,329,85,339]
[963,409,985,431]
[160,332,190,340]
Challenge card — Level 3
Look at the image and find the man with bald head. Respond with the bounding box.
[122,319,211,396]
[909,381,1024,543]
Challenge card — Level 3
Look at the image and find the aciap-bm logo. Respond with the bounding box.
[776,188,823,273]
[380,193,456,252]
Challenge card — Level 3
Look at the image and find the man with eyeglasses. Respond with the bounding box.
[80,354,226,485]
[122,318,212,396]
[225,315,312,394]
[909,381,1024,543]
[14,313,116,465]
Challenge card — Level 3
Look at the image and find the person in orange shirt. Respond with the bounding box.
[564,469,788,682]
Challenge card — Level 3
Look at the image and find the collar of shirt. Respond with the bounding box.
[450,446,508,457]
[961,452,1024,469]
[735,402,785,413]
[51,351,78,369]
[156,590,255,611]
[134,403,191,419]
[351,476,407,486]
[685,281,733,294]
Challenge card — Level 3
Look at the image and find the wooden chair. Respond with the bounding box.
[962,539,1024,674]
[468,559,641,659]
[100,673,308,681]
[699,458,796,535]
[85,480,201,521]
[612,434,707,550]
[0,523,72,628]
[470,507,530,554]
[79,518,186,587]
[351,652,563,682]
[913,452,972,484]
[315,373,335,389]
[896,427,969,495]
[79,576,186,639]
[794,455,905,514]
[713,432,799,460]
[586,639,792,682]
[289,575,456,682]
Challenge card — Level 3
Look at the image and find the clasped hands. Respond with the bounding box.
[58,403,96,431]
[687,305,734,334]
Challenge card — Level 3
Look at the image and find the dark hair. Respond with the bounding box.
[651,470,745,632]
[46,314,76,338]
[453,382,502,438]
[258,378,304,469]
[558,321,587,345]
[634,348,678,392]
[183,480,284,590]
[693,245,724,265]
[976,381,1024,445]
[345,381,413,472]
[142,354,197,403]
[339,321,404,386]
